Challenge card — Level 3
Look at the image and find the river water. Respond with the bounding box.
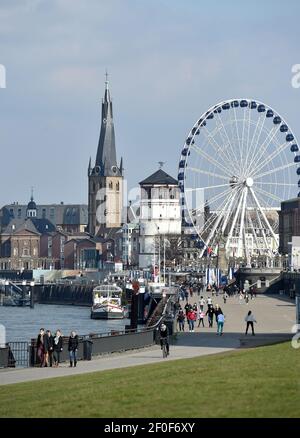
[0,304,130,342]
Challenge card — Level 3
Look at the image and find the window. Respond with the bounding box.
[116,182,120,191]
[17,208,22,218]
[109,181,113,190]
[23,248,29,256]
[50,208,55,218]
[42,208,46,218]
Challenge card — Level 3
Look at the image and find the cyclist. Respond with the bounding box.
[158,322,169,356]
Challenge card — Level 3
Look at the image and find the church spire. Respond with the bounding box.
[95,73,121,177]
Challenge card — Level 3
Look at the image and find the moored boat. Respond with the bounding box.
[91,284,124,319]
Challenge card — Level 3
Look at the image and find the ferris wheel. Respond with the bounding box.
[178,99,299,260]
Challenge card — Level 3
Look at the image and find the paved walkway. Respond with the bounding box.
[0,294,295,386]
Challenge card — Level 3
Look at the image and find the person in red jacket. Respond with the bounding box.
[187,309,197,332]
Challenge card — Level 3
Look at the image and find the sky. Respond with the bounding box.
[0,0,300,205]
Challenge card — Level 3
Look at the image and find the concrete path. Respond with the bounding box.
[0,294,295,386]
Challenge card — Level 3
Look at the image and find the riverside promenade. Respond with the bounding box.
[0,293,295,386]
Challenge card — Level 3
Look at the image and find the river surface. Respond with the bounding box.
[0,304,130,342]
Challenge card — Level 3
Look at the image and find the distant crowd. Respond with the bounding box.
[175,281,257,336]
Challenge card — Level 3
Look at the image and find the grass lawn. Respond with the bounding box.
[0,342,299,418]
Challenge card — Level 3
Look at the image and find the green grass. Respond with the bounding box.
[0,342,299,418]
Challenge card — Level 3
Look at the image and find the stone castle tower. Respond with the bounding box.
[88,76,123,236]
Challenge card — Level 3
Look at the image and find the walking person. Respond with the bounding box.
[239,291,244,304]
[217,313,225,336]
[223,292,228,304]
[214,304,223,326]
[206,305,214,328]
[44,330,54,367]
[36,328,46,367]
[245,292,249,305]
[53,329,63,367]
[245,311,257,336]
[250,288,254,300]
[199,296,205,312]
[253,286,257,298]
[185,301,191,315]
[198,310,205,328]
[187,308,196,332]
[68,331,79,367]
[177,309,185,332]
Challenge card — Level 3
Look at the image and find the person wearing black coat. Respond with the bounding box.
[53,330,63,367]
[214,304,223,325]
[44,330,54,367]
[68,331,79,367]
[36,328,46,367]
[206,305,215,328]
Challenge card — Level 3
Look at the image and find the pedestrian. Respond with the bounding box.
[245,311,257,336]
[217,313,225,336]
[68,331,79,367]
[253,286,257,298]
[185,301,191,315]
[207,296,212,307]
[36,328,46,367]
[245,293,249,305]
[184,289,189,302]
[239,291,244,304]
[199,296,205,312]
[44,330,54,367]
[187,309,196,332]
[223,292,228,304]
[177,309,185,332]
[53,329,63,367]
[193,303,198,312]
[214,304,223,325]
[198,310,205,327]
[206,305,214,328]
[250,288,254,300]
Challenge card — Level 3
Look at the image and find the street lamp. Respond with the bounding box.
[4,280,9,297]
[30,281,35,308]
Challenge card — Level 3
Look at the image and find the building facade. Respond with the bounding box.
[139,168,181,269]
[88,77,123,236]
[0,201,88,234]
[279,198,300,254]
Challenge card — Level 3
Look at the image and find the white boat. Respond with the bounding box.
[91,284,124,319]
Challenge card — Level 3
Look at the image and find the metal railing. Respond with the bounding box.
[7,341,30,367]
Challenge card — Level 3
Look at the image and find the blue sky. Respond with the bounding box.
[0,0,300,204]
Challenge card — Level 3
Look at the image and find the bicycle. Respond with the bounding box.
[161,338,169,358]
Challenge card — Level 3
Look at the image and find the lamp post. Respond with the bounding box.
[30,281,35,309]
[4,280,9,297]
[22,280,26,307]
[163,235,166,285]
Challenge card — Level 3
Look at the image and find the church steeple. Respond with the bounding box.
[88,73,124,236]
[95,73,121,177]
